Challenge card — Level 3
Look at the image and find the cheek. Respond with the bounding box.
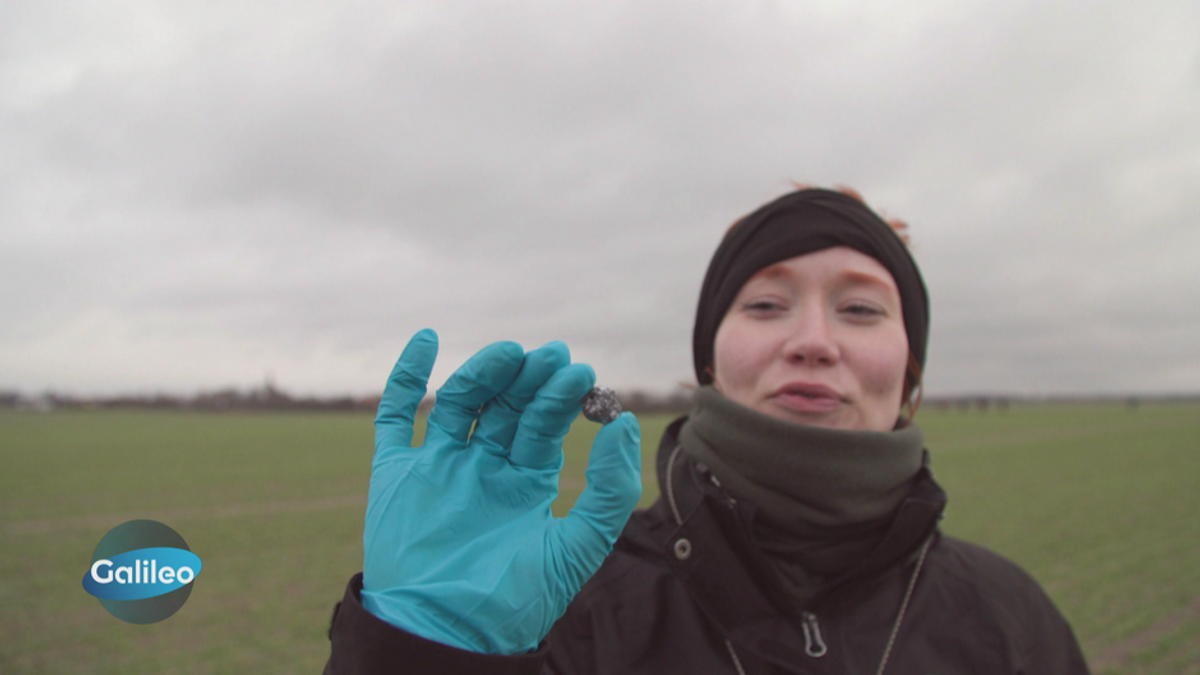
[712,319,773,391]
[852,330,910,397]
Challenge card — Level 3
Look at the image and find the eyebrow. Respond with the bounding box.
[747,265,896,292]
[752,264,789,280]
[841,270,897,292]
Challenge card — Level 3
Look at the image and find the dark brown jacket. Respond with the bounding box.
[326,418,1090,674]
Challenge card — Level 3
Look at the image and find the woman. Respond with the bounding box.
[324,188,1090,674]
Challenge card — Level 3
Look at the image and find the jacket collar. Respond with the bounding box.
[638,416,946,667]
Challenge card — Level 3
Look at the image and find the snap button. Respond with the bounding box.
[673,538,692,560]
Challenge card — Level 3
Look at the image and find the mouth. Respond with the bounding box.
[771,383,844,414]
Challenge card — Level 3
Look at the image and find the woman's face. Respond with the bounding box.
[712,246,909,432]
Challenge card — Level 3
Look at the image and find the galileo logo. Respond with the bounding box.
[82,520,202,623]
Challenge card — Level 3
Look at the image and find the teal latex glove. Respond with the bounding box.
[361,329,642,655]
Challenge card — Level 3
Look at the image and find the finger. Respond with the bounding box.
[472,341,571,454]
[426,340,525,445]
[374,329,438,462]
[508,363,595,471]
[555,413,643,588]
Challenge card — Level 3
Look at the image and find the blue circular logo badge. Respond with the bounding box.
[82,520,203,623]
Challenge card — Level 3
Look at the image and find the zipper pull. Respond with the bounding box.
[801,612,828,658]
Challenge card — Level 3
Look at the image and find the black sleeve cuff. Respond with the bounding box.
[324,573,549,675]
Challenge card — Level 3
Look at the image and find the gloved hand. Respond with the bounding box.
[361,329,642,655]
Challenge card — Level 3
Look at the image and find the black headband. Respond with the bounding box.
[693,188,930,385]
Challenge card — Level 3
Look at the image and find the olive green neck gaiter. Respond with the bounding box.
[679,386,926,607]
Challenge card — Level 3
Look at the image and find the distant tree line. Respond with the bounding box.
[0,382,381,413]
[1,387,1196,414]
[0,383,694,415]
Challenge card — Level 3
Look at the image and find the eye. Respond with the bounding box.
[841,301,884,317]
[742,299,786,314]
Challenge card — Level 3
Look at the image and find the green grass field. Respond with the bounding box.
[2,404,1198,674]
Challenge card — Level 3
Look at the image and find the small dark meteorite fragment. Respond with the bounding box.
[581,387,622,424]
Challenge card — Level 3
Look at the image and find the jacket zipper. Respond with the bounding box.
[801,612,828,657]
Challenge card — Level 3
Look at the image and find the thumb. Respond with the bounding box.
[554,413,642,587]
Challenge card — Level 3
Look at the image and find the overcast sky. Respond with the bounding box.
[2,0,1198,398]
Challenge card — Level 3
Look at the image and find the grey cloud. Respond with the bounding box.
[2,1,1199,396]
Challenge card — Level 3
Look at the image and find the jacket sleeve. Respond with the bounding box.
[323,574,549,675]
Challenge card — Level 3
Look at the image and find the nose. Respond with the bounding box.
[783,306,839,366]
